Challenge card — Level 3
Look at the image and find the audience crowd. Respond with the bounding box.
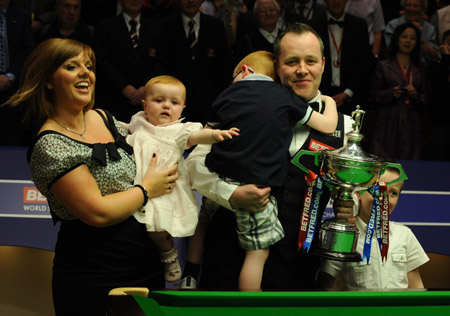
[1,0,450,161]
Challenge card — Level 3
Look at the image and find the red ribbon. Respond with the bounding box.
[379,182,390,262]
[298,170,318,251]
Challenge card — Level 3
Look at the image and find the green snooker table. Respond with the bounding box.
[106,289,450,316]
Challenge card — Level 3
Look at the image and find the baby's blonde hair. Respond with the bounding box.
[144,75,187,103]
[233,51,277,81]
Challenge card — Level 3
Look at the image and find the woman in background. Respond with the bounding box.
[369,22,431,160]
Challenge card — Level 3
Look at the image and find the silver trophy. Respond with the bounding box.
[291,106,407,261]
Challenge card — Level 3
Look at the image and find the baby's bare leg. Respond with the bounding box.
[149,231,174,252]
[149,231,181,282]
[239,248,269,291]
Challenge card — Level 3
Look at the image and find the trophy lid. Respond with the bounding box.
[321,106,383,164]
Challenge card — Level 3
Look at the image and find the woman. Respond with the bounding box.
[369,22,431,160]
[5,38,178,315]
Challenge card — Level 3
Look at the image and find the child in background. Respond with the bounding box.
[317,166,429,289]
[127,75,239,283]
[182,50,338,290]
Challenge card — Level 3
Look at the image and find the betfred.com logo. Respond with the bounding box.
[308,139,334,152]
[23,187,47,203]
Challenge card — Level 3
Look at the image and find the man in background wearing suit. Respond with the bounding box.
[232,0,282,67]
[313,0,371,115]
[163,0,230,125]
[284,0,326,27]
[0,0,35,146]
[94,0,168,122]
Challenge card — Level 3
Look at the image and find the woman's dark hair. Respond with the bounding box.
[387,22,422,67]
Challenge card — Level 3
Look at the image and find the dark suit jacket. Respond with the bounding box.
[93,14,169,121]
[313,12,372,113]
[0,5,35,146]
[38,18,95,46]
[4,5,34,83]
[283,0,326,27]
[232,29,275,67]
[163,13,230,125]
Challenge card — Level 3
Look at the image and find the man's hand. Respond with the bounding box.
[332,92,349,107]
[229,184,271,213]
[122,85,144,105]
[333,198,356,224]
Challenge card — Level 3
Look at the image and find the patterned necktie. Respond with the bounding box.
[0,11,9,73]
[129,19,138,49]
[187,20,196,48]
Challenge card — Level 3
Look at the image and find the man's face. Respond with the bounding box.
[119,0,144,16]
[325,0,347,18]
[0,0,9,10]
[276,32,325,101]
[56,0,81,29]
[404,0,423,22]
[179,0,204,18]
[255,0,280,30]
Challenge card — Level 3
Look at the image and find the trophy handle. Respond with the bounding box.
[291,150,320,174]
[382,163,408,185]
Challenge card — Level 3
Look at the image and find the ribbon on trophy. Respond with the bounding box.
[298,170,325,252]
[363,182,390,263]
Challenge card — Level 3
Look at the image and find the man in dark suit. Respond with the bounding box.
[283,0,326,27]
[38,0,95,46]
[232,0,282,66]
[163,0,230,125]
[93,0,168,122]
[0,0,35,145]
[312,0,371,115]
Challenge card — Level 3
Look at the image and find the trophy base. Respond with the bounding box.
[310,247,362,262]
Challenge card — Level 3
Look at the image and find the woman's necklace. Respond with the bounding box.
[52,112,87,139]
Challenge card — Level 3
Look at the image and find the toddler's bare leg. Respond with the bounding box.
[186,221,208,264]
[239,248,269,291]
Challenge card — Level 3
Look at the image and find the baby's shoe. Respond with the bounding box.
[160,247,181,282]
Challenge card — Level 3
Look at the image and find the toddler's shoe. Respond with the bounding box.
[180,276,197,289]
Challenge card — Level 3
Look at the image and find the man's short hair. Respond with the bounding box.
[253,0,280,16]
[273,22,325,60]
[401,0,427,12]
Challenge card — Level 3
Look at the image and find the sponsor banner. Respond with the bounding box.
[0,180,50,218]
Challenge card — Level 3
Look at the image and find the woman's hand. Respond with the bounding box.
[392,85,403,98]
[229,184,271,213]
[142,154,179,198]
[406,84,417,96]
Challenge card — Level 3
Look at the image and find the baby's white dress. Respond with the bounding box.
[127,111,202,237]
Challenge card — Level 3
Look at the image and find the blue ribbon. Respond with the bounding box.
[363,185,381,263]
[303,176,323,252]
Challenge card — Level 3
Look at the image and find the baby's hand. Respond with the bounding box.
[212,127,240,142]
